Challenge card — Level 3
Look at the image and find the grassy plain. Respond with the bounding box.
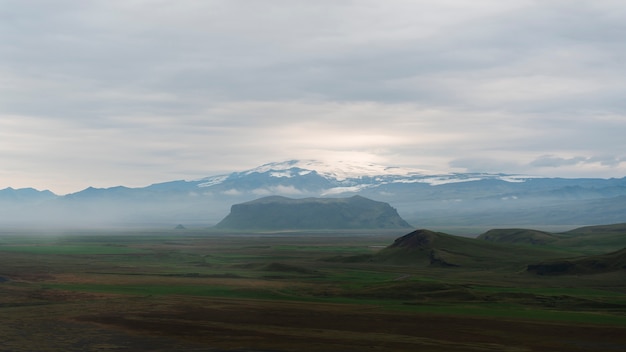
[0,229,625,351]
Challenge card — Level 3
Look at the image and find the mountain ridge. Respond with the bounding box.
[1,160,625,227]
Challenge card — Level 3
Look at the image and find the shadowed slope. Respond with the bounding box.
[374,229,562,269]
[528,248,626,275]
[561,223,626,236]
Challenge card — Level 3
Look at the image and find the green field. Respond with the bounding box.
[0,244,147,255]
[0,228,624,351]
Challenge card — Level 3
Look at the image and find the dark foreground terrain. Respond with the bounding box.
[0,228,625,351]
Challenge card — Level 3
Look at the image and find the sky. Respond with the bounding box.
[1,0,626,194]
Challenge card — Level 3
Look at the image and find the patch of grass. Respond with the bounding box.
[0,245,147,255]
[472,285,626,298]
[43,282,293,301]
[272,245,376,254]
[395,302,626,326]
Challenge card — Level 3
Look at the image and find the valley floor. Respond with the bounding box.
[0,230,625,351]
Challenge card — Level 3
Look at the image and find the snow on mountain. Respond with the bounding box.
[198,175,229,188]
[245,160,426,181]
[196,159,531,192]
[2,160,624,228]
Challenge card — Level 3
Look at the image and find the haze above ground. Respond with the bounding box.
[2,1,625,195]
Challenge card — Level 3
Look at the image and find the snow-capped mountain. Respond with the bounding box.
[195,159,534,196]
[236,160,426,180]
[1,160,625,228]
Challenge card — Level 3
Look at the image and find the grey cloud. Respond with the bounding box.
[2,1,626,192]
[448,157,524,174]
[3,0,626,113]
[587,155,626,167]
[529,155,588,168]
[529,155,626,169]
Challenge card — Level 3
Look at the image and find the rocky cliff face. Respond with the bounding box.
[215,195,412,230]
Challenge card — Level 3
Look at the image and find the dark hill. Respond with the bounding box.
[561,223,626,236]
[214,195,412,230]
[475,223,626,253]
[378,229,462,267]
[373,229,561,269]
[527,248,626,275]
[389,229,440,249]
[548,223,626,253]
[477,228,559,245]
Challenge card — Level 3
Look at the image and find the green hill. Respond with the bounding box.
[527,248,626,275]
[475,223,626,254]
[214,195,412,230]
[477,228,559,245]
[333,223,626,271]
[551,223,626,253]
[472,224,626,275]
[373,229,561,269]
[561,223,626,236]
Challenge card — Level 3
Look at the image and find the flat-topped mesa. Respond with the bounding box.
[214,195,412,230]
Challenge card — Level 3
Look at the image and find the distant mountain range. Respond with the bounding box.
[1,160,626,228]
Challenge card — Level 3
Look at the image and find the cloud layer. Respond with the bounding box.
[1,0,625,193]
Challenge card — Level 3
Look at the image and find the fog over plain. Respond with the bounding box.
[1,0,625,194]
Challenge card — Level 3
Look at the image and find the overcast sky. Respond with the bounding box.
[2,0,625,194]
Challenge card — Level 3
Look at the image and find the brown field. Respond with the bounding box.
[2,294,625,352]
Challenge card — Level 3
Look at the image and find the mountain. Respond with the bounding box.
[192,160,626,227]
[195,160,534,196]
[214,195,412,230]
[1,159,625,228]
[0,187,57,203]
[0,187,58,215]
